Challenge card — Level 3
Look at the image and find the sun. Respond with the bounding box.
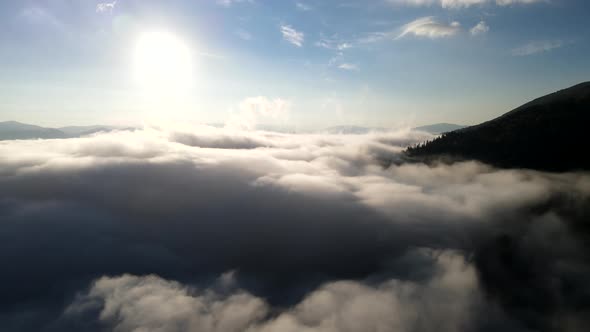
[134,31,193,92]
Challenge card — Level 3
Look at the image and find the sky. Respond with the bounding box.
[0,0,589,129]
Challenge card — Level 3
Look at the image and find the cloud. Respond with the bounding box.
[65,274,268,332]
[280,25,305,47]
[496,0,545,5]
[387,0,486,8]
[315,38,352,51]
[388,0,544,8]
[65,249,491,332]
[236,29,253,41]
[0,127,589,331]
[96,1,117,13]
[216,0,254,7]
[316,17,465,49]
[441,0,487,7]
[470,21,490,36]
[225,96,290,130]
[20,6,64,29]
[338,63,360,71]
[511,40,564,56]
[296,2,312,11]
[398,17,462,39]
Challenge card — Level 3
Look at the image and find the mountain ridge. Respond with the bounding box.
[405,81,590,172]
[0,121,124,140]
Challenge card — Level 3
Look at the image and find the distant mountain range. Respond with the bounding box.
[322,123,465,135]
[0,121,68,140]
[0,121,123,140]
[321,126,387,135]
[1,121,468,140]
[406,82,590,172]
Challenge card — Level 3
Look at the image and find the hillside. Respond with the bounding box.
[405,82,590,172]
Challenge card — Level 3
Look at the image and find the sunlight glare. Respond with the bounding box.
[134,31,193,93]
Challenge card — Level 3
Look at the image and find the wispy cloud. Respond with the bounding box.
[387,0,485,8]
[511,40,564,56]
[317,17,462,51]
[96,1,117,13]
[281,25,304,47]
[20,6,65,30]
[397,17,461,39]
[216,0,254,7]
[236,29,252,41]
[496,0,545,5]
[225,97,290,130]
[338,63,360,71]
[470,21,489,36]
[388,0,544,8]
[316,38,351,51]
[296,2,312,11]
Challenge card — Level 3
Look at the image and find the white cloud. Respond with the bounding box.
[66,274,268,332]
[338,63,360,71]
[398,17,461,39]
[470,21,490,36]
[387,0,437,6]
[511,40,564,56]
[216,0,254,7]
[225,97,290,130]
[315,38,351,50]
[442,0,487,8]
[296,2,312,11]
[66,250,485,332]
[96,1,117,13]
[496,0,545,5]
[280,25,305,47]
[388,0,544,8]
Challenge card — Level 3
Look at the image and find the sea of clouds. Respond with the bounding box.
[0,125,589,331]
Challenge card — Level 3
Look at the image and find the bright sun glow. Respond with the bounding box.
[134,31,192,92]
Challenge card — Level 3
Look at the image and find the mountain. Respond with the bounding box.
[0,121,67,140]
[413,123,466,134]
[322,126,387,135]
[0,122,133,140]
[405,82,590,172]
[58,125,118,137]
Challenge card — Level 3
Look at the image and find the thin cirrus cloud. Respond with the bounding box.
[395,0,486,8]
[338,63,360,71]
[296,2,312,11]
[236,29,253,41]
[397,17,461,39]
[496,0,546,5]
[316,17,463,51]
[216,0,254,7]
[511,40,564,56]
[280,25,305,47]
[388,0,544,8]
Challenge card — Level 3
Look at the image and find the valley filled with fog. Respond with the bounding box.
[1,126,588,331]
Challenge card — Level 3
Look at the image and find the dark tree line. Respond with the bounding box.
[404,82,590,172]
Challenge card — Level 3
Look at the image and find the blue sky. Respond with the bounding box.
[0,0,589,128]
